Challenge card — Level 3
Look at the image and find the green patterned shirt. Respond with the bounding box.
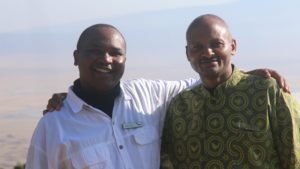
[161,67,300,169]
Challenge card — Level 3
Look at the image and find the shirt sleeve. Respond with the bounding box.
[25,118,48,169]
[272,89,300,169]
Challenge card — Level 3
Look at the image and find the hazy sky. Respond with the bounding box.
[0,0,300,119]
[1,0,239,33]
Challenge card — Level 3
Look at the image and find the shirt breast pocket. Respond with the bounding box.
[133,126,160,145]
[231,120,268,133]
[70,145,112,169]
[133,126,160,169]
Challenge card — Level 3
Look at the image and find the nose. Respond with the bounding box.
[99,52,113,64]
[201,47,214,58]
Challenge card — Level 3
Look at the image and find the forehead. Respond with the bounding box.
[81,27,125,50]
[187,21,230,43]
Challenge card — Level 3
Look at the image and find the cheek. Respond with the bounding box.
[116,56,126,64]
[188,54,200,65]
[188,58,201,71]
[187,52,197,62]
[114,57,126,69]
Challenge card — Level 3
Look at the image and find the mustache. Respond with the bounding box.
[92,62,112,70]
[200,55,220,63]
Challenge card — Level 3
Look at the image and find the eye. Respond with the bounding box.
[187,44,204,53]
[85,49,105,56]
[211,41,224,48]
[109,49,124,57]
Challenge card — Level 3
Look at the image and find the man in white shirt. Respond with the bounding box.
[26,23,199,169]
[26,23,289,169]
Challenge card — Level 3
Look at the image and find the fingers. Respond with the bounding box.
[267,69,291,94]
[258,68,271,78]
[43,109,49,116]
[245,68,271,78]
[245,68,291,94]
[44,93,65,115]
[52,93,65,110]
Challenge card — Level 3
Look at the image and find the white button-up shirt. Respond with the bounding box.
[26,78,198,169]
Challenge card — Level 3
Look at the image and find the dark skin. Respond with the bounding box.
[42,25,127,115]
[74,25,126,94]
[44,22,291,113]
[185,15,291,92]
[186,15,235,89]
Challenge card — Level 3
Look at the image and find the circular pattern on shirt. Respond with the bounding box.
[276,105,290,124]
[281,128,292,146]
[173,99,190,116]
[187,137,201,159]
[227,113,247,133]
[207,113,224,133]
[207,95,226,111]
[229,92,249,111]
[234,77,253,90]
[174,140,187,162]
[172,117,187,138]
[191,95,205,111]
[247,145,266,166]
[205,136,224,157]
[247,114,268,142]
[252,91,267,111]
[188,114,202,135]
[188,161,201,169]
[204,160,224,169]
[254,79,269,90]
[227,137,245,160]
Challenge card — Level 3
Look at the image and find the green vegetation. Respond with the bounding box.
[13,163,25,169]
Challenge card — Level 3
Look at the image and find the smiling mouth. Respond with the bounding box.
[93,66,112,73]
[200,56,220,64]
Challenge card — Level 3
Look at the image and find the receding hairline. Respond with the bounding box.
[186,14,231,39]
[76,23,126,50]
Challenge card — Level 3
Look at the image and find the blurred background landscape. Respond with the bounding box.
[0,0,299,168]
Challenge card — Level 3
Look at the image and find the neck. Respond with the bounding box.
[201,65,233,90]
[79,80,119,96]
[72,79,121,117]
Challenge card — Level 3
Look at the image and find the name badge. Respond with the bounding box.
[122,122,143,129]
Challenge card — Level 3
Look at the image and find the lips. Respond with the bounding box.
[200,56,220,64]
[92,65,112,73]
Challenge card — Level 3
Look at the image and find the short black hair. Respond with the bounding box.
[76,23,126,50]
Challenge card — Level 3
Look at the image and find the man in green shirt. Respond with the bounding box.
[160,14,300,169]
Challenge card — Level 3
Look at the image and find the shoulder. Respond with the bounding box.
[239,71,278,90]
[169,86,198,105]
[41,89,76,127]
[121,78,199,89]
[40,104,71,126]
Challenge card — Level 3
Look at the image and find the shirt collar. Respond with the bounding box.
[119,81,132,101]
[66,87,85,114]
[66,82,131,114]
[194,65,243,96]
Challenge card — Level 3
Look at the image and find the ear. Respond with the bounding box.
[73,50,79,66]
[185,45,191,61]
[231,39,237,55]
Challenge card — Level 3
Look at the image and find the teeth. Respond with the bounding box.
[94,67,111,73]
[201,60,218,64]
[201,57,219,64]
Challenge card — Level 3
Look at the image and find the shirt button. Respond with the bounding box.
[119,145,123,149]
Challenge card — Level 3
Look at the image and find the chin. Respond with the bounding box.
[200,70,220,78]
